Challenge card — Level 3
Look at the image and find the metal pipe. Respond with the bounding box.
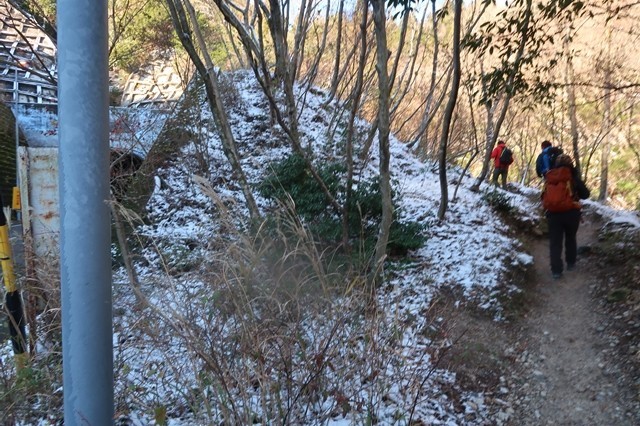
[14,68,19,191]
[58,1,113,424]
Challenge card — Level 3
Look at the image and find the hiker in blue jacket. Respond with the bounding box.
[536,140,553,178]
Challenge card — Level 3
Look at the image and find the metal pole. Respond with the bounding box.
[14,68,19,189]
[58,1,113,425]
[14,67,21,220]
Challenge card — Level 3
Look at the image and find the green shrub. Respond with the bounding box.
[259,153,344,219]
[482,189,513,213]
[258,153,426,256]
[389,221,425,255]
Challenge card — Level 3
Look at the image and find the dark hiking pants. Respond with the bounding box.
[492,167,508,189]
[546,209,581,275]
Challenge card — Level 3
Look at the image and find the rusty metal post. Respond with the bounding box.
[58,0,113,424]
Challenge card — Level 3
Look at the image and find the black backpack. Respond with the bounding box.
[536,146,563,177]
[499,147,513,166]
[548,146,563,168]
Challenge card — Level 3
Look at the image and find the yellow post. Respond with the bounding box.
[0,200,26,359]
[0,223,17,293]
[11,186,21,210]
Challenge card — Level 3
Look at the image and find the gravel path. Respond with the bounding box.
[508,210,638,425]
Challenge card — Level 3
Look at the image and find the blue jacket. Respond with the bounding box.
[536,146,553,177]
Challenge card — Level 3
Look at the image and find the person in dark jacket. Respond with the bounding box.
[490,140,512,189]
[544,154,590,279]
[536,140,553,177]
[536,140,565,179]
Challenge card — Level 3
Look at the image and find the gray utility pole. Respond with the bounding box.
[58,1,113,424]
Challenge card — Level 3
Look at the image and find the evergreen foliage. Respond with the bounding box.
[258,153,426,256]
[483,189,514,213]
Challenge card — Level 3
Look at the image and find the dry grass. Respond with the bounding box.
[1,183,451,424]
[106,181,450,424]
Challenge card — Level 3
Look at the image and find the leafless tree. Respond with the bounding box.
[210,0,343,213]
[437,0,462,220]
[341,0,369,251]
[470,0,533,191]
[165,0,261,220]
[370,0,393,285]
[564,36,582,177]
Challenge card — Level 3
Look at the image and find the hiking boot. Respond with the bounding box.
[552,272,562,279]
[567,263,575,271]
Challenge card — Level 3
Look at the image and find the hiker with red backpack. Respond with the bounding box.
[542,154,590,279]
[490,140,514,189]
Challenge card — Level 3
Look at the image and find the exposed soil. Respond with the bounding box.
[441,206,640,425]
[506,211,638,425]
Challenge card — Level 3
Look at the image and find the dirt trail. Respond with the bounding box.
[508,210,637,425]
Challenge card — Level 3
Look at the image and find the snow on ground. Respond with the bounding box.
[16,104,170,157]
[585,199,640,230]
[4,70,637,424]
[119,71,539,423]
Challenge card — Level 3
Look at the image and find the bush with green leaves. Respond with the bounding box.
[258,153,425,256]
[482,189,514,214]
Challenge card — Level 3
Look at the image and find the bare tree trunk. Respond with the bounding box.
[599,73,612,202]
[599,18,613,202]
[290,0,306,82]
[267,0,289,84]
[388,4,411,91]
[565,46,581,176]
[453,86,481,202]
[389,3,430,130]
[407,0,440,150]
[370,0,393,286]
[341,1,369,251]
[299,1,331,91]
[407,0,487,151]
[262,0,301,143]
[471,0,532,191]
[224,22,247,69]
[166,0,261,221]
[437,0,462,220]
[472,96,498,191]
[328,0,345,99]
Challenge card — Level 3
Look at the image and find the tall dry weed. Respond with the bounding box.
[109,176,448,424]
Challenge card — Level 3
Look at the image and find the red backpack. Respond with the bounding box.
[542,167,581,212]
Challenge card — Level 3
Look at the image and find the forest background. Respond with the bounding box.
[2,0,640,423]
[13,0,640,213]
